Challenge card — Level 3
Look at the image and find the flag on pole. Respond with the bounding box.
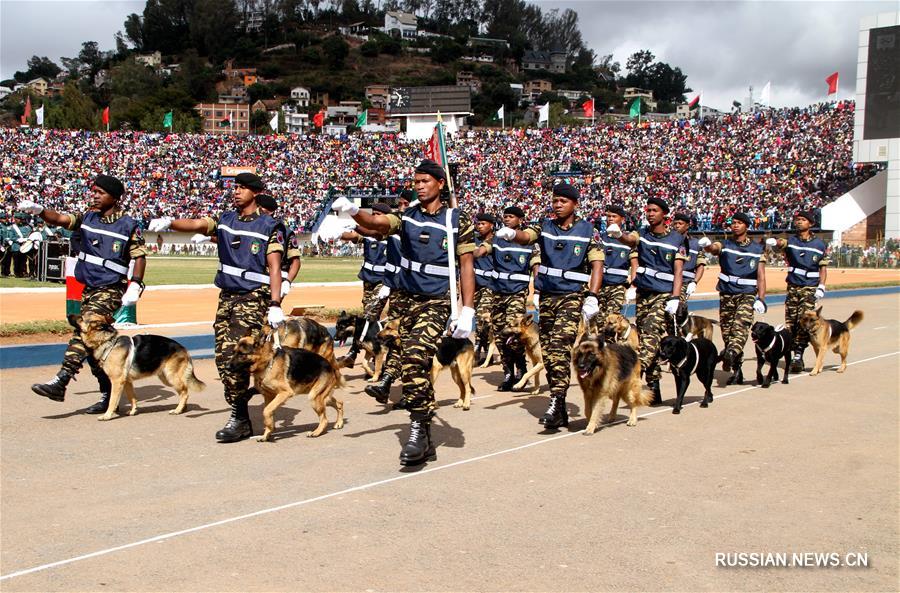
[629,98,642,118]
[759,82,771,106]
[35,104,44,126]
[825,71,839,95]
[101,106,109,126]
[688,92,702,110]
[22,95,32,124]
[268,111,279,132]
[424,122,444,165]
[582,98,594,118]
[313,110,325,128]
[496,105,504,120]
[356,109,367,127]
[162,111,173,128]
[538,102,549,125]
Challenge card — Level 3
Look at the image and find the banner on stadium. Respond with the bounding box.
[220,166,257,177]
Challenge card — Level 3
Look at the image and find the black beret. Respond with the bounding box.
[415,159,446,181]
[93,174,124,200]
[731,212,752,226]
[795,210,816,224]
[255,193,277,212]
[476,213,496,225]
[673,211,691,223]
[646,196,669,213]
[503,206,526,218]
[605,204,627,218]
[371,202,392,214]
[399,189,415,200]
[235,172,265,192]
[552,182,579,201]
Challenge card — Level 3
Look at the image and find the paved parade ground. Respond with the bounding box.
[0,292,897,592]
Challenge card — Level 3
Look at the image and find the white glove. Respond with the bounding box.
[815,284,826,300]
[494,226,516,240]
[267,305,285,328]
[664,297,680,316]
[17,199,43,215]
[280,281,292,299]
[148,216,172,232]
[697,236,711,248]
[451,306,476,339]
[377,284,391,300]
[625,286,637,302]
[606,223,622,239]
[16,238,26,243]
[581,295,599,321]
[532,293,540,309]
[765,237,778,247]
[330,196,359,215]
[121,281,143,306]
[190,233,211,244]
[753,298,767,314]
[685,281,697,297]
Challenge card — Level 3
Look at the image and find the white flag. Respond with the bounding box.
[269,111,278,132]
[538,102,549,125]
[759,81,771,106]
[35,105,44,125]
[497,105,504,120]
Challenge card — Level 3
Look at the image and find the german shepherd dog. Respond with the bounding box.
[601,313,640,351]
[431,336,476,410]
[571,335,653,434]
[334,312,384,379]
[475,308,497,368]
[672,302,717,341]
[499,314,544,393]
[750,321,793,388]
[799,307,864,375]
[229,327,345,442]
[658,335,718,414]
[279,317,339,370]
[75,312,205,421]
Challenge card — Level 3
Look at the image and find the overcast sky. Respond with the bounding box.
[2,0,896,110]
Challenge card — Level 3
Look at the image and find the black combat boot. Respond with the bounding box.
[649,380,663,406]
[790,349,805,373]
[215,394,253,443]
[365,374,394,404]
[721,349,734,372]
[399,411,436,466]
[540,395,568,429]
[511,353,528,391]
[31,369,73,402]
[497,360,515,392]
[338,346,360,369]
[727,354,744,385]
[392,394,413,411]
[85,367,114,414]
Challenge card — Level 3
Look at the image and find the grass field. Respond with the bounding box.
[0,256,364,288]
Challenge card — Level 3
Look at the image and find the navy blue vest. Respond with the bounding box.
[382,234,402,290]
[358,236,387,284]
[717,238,764,295]
[633,227,684,294]
[601,231,631,286]
[214,210,281,293]
[474,237,495,290]
[74,211,138,288]
[534,219,593,295]
[784,235,827,287]
[491,236,531,294]
[683,236,702,281]
[397,205,460,296]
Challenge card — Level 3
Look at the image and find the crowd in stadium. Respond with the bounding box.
[0,100,878,233]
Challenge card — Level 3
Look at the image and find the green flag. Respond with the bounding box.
[629,98,641,118]
[162,111,173,128]
[356,109,367,127]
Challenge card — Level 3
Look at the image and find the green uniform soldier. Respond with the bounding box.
[765,210,829,372]
[333,159,476,465]
[700,212,768,385]
[609,197,686,404]
[23,176,148,412]
[672,212,706,302]
[149,172,285,443]
[0,215,12,276]
[8,212,33,277]
[494,182,604,429]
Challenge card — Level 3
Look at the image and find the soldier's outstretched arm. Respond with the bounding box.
[35,209,72,229]
[617,231,639,248]
[168,218,210,233]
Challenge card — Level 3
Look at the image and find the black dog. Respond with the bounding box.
[750,321,793,388]
[658,335,718,414]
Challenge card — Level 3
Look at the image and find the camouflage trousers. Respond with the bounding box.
[784,284,817,351]
[635,290,670,383]
[382,290,411,381]
[362,280,388,321]
[61,284,125,378]
[539,292,584,399]
[719,293,756,356]
[397,290,451,413]
[490,290,527,366]
[597,283,627,318]
[214,289,269,404]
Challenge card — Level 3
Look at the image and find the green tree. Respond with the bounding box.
[250,109,272,133]
[191,0,239,61]
[625,49,655,88]
[646,61,690,106]
[322,35,350,69]
[109,57,162,99]
[45,82,97,129]
[247,82,275,104]
[124,13,144,50]
[15,56,62,82]
[78,41,104,79]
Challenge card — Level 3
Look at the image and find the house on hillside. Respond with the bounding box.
[282,104,309,133]
[136,51,162,69]
[456,71,481,93]
[195,103,250,135]
[523,79,552,103]
[522,49,566,74]
[26,78,48,96]
[383,11,417,38]
[218,84,249,104]
[365,84,391,110]
[0,86,12,100]
[339,22,369,39]
[387,85,472,140]
[291,86,310,107]
[252,99,282,113]
[326,104,359,126]
[623,87,658,111]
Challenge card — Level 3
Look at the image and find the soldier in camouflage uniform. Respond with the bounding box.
[334,160,476,466]
[610,197,686,404]
[596,204,635,324]
[472,213,496,366]
[672,212,706,303]
[765,210,829,372]
[23,175,148,413]
[700,212,767,384]
[149,172,285,443]
[494,183,604,429]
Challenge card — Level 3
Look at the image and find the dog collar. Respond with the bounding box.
[761,333,781,353]
[617,325,631,341]
[671,342,699,376]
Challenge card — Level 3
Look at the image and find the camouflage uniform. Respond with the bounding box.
[362,281,389,320]
[490,292,527,363]
[597,284,627,319]
[634,290,671,378]
[784,285,818,351]
[719,293,756,355]
[380,290,412,382]
[780,235,830,353]
[714,236,765,363]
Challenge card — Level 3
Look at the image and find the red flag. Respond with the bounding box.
[582,98,594,118]
[424,125,442,165]
[101,107,110,125]
[825,72,839,95]
[21,95,32,124]
[313,110,325,128]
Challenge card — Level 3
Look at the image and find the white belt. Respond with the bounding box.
[493,271,531,282]
[538,265,590,283]
[474,268,492,276]
[399,257,451,277]
[218,263,271,285]
[683,270,696,279]
[787,267,819,278]
[363,262,386,272]
[385,262,400,273]
[636,266,675,282]
[604,268,629,277]
[718,273,757,286]
[77,252,129,275]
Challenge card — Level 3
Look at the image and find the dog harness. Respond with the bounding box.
[616,325,632,342]
[670,341,700,376]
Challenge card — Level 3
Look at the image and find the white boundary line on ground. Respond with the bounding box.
[1,349,897,583]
